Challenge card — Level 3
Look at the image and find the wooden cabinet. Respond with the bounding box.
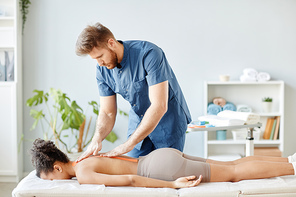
[204,81,284,160]
[0,0,22,182]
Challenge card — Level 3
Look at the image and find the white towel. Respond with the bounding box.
[217,110,260,124]
[240,75,257,82]
[257,72,271,82]
[236,104,252,112]
[243,68,258,78]
[198,115,245,126]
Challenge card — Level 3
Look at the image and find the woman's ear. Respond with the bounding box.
[53,164,63,173]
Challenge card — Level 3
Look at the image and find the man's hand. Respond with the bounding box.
[76,140,102,162]
[99,142,134,157]
[173,175,202,188]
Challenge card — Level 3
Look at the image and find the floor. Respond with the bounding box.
[0,182,18,197]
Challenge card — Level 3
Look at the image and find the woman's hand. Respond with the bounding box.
[173,175,202,188]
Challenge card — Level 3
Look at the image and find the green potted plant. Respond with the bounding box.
[26,88,127,158]
[262,97,273,113]
[19,0,31,34]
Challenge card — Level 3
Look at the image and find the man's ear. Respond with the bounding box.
[107,38,116,49]
[53,164,63,173]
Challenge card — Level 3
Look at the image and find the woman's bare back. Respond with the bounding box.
[74,156,138,175]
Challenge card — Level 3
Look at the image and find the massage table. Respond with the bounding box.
[16,123,296,197]
[12,170,296,197]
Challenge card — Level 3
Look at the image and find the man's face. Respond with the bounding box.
[89,46,118,69]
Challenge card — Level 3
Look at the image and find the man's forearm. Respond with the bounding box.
[93,112,116,141]
[126,80,168,147]
[127,103,166,146]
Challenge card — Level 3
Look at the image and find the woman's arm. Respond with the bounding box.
[77,171,202,188]
[130,174,203,188]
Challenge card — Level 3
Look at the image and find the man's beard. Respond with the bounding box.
[109,49,122,69]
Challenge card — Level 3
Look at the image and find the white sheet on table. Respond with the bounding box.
[198,115,245,126]
[12,170,177,197]
[12,170,296,197]
[217,110,260,125]
[178,175,296,197]
[12,170,105,196]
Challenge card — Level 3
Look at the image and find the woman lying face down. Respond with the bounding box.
[31,139,296,189]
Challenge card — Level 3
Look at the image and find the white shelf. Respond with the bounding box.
[0,16,14,20]
[0,81,15,86]
[259,112,282,117]
[208,140,281,145]
[203,81,285,159]
[0,0,22,182]
[0,46,14,49]
[206,81,284,85]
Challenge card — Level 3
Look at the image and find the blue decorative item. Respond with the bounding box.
[223,102,236,111]
[208,97,237,116]
[5,51,14,81]
[0,54,5,81]
[207,103,222,115]
[216,130,227,140]
[237,104,252,112]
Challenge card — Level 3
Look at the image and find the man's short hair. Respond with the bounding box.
[75,22,115,56]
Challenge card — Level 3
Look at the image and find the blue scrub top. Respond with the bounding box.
[96,40,191,150]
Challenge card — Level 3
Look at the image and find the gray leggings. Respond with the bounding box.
[137,148,211,182]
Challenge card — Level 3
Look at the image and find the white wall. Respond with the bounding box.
[23,0,296,172]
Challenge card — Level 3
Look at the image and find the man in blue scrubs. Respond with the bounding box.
[76,23,191,159]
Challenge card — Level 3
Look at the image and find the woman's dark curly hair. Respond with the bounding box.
[30,138,69,177]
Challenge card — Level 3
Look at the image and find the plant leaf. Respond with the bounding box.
[60,100,84,131]
[69,101,84,128]
[118,109,129,117]
[88,101,99,115]
[61,121,70,131]
[29,109,45,130]
[26,90,48,106]
[105,131,118,143]
[49,88,71,115]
